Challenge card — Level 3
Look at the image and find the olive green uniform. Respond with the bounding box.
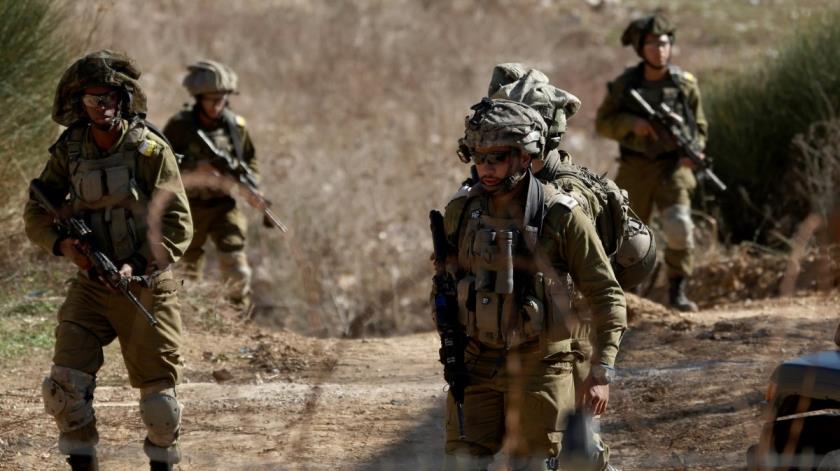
[595,63,707,278]
[441,177,627,470]
[163,107,257,304]
[24,118,193,463]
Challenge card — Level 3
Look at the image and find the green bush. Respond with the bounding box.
[0,0,74,255]
[704,8,840,245]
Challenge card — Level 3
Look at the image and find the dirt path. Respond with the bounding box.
[1,294,838,470]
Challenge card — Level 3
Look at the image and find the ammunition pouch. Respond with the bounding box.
[67,124,150,262]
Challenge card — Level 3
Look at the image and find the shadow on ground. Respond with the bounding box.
[356,397,445,471]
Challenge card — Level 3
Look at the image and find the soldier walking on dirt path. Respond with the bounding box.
[164,60,263,311]
[23,50,193,471]
[595,13,708,312]
[443,63,654,469]
[434,98,627,470]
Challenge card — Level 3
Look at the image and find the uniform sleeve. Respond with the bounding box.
[162,115,191,168]
[23,143,71,256]
[543,205,627,367]
[136,138,193,266]
[595,79,639,143]
[686,78,708,151]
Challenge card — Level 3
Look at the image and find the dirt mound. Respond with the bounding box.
[625,292,680,324]
[641,244,840,309]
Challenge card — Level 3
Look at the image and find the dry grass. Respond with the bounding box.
[10,0,836,337]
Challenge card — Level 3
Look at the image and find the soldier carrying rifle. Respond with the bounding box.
[164,60,279,311]
[432,98,626,470]
[24,50,193,471]
[596,13,711,311]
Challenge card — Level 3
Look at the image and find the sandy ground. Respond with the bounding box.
[1,294,838,470]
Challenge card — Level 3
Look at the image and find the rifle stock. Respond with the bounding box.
[629,89,727,192]
[29,179,158,327]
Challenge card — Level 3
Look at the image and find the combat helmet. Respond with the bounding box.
[488,63,581,154]
[612,217,657,289]
[182,60,238,96]
[52,49,147,126]
[458,98,547,163]
[621,13,676,54]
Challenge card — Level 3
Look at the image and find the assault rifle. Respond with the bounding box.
[196,129,288,232]
[429,210,468,439]
[29,179,158,327]
[629,89,727,192]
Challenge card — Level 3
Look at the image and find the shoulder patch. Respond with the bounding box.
[547,192,579,211]
[235,115,246,127]
[682,71,697,83]
[138,139,162,157]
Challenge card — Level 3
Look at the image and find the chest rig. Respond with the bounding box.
[453,177,573,349]
[66,122,151,263]
[185,109,243,200]
[621,64,697,158]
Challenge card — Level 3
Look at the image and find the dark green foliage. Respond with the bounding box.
[704,8,840,244]
[0,0,76,357]
[0,0,73,231]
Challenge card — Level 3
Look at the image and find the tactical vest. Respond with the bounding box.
[451,185,582,352]
[619,64,698,159]
[65,121,156,263]
[183,108,244,201]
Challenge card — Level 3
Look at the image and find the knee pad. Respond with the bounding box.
[42,365,96,433]
[139,386,182,448]
[660,204,694,250]
[219,250,251,290]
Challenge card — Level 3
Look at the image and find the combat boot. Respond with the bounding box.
[67,454,98,471]
[668,277,698,312]
[150,461,173,471]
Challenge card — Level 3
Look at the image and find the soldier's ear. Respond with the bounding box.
[521,152,534,168]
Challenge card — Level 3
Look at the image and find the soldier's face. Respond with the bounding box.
[200,93,229,119]
[81,86,120,128]
[474,146,529,188]
[642,33,671,68]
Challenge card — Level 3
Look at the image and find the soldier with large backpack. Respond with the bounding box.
[163,60,263,310]
[23,50,192,471]
[595,13,708,312]
[439,64,648,469]
[434,98,626,470]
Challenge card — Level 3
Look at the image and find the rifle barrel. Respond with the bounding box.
[263,207,288,232]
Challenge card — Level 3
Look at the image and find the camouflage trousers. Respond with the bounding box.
[444,338,609,471]
[47,270,182,459]
[181,196,252,306]
[615,155,697,278]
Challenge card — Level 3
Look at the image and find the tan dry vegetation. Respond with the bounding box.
[15,0,832,337]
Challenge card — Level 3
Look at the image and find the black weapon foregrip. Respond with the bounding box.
[430,210,448,263]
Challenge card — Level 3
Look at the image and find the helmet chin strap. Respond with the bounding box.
[483,158,531,195]
[92,106,122,132]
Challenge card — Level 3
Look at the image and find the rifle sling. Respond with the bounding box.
[222,110,245,163]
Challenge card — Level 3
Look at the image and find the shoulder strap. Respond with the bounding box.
[666,65,698,136]
[66,125,86,163]
[222,109,245,161]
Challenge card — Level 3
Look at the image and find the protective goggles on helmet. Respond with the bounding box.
[470,148,517,165]
[81,92,120,108]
